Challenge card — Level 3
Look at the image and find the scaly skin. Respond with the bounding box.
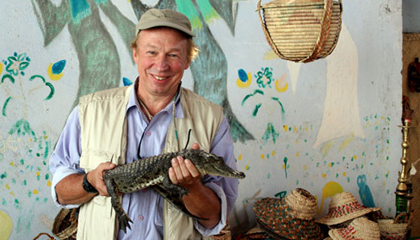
[104,149,245,233]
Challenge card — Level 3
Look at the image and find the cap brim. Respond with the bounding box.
[137,20,195,37]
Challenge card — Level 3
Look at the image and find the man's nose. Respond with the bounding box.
[156,55,169,70]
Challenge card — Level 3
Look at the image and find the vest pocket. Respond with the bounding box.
[92,195,114,219]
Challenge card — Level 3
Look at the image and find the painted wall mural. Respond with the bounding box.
[0,0,402,239]
[0,51,63,239]
[32,0,253,143]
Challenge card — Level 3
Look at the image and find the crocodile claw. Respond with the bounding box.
[118,213,133,233]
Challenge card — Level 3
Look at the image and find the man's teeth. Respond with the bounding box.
[154,75,166,80]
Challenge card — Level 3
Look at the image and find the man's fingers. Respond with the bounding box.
[185,159,200,178]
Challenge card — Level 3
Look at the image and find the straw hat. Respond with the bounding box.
[316,192,380,225]
[328,217,380,240]
[253,188,325,240]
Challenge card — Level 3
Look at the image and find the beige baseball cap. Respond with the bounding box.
[135,8,195,37]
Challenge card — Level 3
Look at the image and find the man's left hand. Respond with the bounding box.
[168,143,202,188]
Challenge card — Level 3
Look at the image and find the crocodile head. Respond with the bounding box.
[182,149,246,179]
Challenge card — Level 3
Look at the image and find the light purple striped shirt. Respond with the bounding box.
[49,83,238,239]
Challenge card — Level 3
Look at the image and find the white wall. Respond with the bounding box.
[0,0,402,238]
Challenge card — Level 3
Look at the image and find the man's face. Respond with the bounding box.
[133,27,191,99]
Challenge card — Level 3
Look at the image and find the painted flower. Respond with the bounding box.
[5,52,30,76]
[255,67,274,88]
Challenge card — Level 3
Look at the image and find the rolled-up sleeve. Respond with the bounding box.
[49,107,84,208]
[194,116,239,236]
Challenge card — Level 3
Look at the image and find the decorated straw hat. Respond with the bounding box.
[316,192,380,225]
[328,217,380,240]
[253,188,325,240]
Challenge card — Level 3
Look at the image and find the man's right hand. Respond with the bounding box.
[88,162,116,196]
[55,162,116,205]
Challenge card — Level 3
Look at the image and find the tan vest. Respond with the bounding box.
[77,85,223,240]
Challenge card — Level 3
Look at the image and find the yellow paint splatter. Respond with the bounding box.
[321,141,334,157]
[237,154,242,161]
[9,162,15,166]
[48,63,64,81]
[296,152,300,157]
[0,210,13,239]
[261,154,265,160]
[303,165,308,170]
[271,151,275,156]
[294,126,297,132]
[47,180,52,187]
[343,172,347,177]
[9,191,15,197]
[321,173,327,178]
[283,125,288,132]
[275,75,288,92]
[245,164,250,170]
[36,171,40,176]
[33,189,39,195]
[339,133,355,151]
[264,50,279,60]
[5,184,10,190]
[328,162,333,167]
[353,155,357,160]
[282,164,286,170]
[317,181,344,215]
[236,74,252,88]
[0,62,3,75]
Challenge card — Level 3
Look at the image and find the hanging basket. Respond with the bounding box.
[257,0,343,63]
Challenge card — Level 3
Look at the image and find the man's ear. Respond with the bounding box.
[132,48,138,63]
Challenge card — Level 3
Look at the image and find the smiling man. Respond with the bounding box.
[49,8,239,240]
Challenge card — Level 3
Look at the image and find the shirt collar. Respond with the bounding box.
[127,78,184,118]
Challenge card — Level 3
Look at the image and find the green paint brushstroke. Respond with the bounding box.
[252,103,262,117]
[241,90,264,106]
[196,0,219,23]
[175,0,202,29]
[283,157,288,178]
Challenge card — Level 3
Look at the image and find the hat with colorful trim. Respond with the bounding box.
[328,217,380,240]
[253,188,325,240]
[316,192,381,225]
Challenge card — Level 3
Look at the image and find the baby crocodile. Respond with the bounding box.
[104,149,245,233]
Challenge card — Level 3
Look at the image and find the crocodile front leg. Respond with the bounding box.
[105,177,132,232]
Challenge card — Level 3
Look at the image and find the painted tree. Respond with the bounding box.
[32,0,254,143]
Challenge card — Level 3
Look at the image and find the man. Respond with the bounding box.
[49,8,239,240]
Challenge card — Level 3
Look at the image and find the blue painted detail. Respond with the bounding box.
[238,69,248,82]
[52,60,66,74]
[123,77,133,86]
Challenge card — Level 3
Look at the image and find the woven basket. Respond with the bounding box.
[377,213,410,240]
[257,0,343,63]
[52,208,78,240]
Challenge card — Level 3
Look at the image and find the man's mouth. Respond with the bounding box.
[152,74,167,81]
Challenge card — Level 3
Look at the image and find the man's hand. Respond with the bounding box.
[167,143,221,229]
[168,143,202,188]
[88,162,116,196]
[56,162,116,205]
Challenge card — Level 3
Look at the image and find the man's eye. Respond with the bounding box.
[147,51,156,55]
[169,54,179,58]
